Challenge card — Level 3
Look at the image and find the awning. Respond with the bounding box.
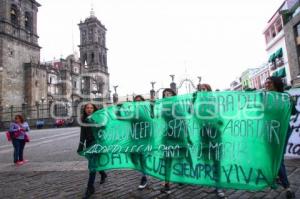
[277,67,286,77]
[268,48,283,62]
[272,67,286,77]
[275,48,283,58]
[271,71,278,77]
[268,53,276,62]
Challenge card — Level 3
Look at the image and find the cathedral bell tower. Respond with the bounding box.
[78,8,110,101]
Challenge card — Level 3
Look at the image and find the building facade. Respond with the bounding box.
[250,64,270,90]
[230,77,242,91]
[240,68,259,90]
[0,0,41,107]
[282,1,300,87]
[263,1,294,86]
[43,54,82,105]
[0,1,110,113]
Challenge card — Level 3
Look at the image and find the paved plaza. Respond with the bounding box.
[0,128,299,199]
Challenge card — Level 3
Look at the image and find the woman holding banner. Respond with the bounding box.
[160,88,177,194]
[264,77,295,199]
[160,88,195,194]
[77,103,107,199]
[196,84,226,198]
[133,95,149,189]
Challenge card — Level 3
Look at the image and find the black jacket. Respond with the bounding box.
[77,120,95,152]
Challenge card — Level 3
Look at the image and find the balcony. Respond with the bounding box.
[269,62,276,71]
[275,58,284,67]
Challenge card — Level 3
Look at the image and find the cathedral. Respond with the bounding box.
[0,0,110,111]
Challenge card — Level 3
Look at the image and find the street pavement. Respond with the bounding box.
[0,127,299,199]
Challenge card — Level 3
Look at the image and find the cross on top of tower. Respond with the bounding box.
[90,7,95,18]
[90,1,96,18]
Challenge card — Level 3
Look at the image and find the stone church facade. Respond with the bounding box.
[0,0,41,107]
[0,0,110,112]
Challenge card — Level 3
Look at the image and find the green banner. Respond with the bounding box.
[79,91,291,190]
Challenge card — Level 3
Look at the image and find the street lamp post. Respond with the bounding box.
[107,90,112,104]
[197,76,202,91]
[41,97,45,119]
[22,102,27,119]
[113,85,118,104]
[150,82,156,100]
[36,101,40,120]
[169,75,201,93]
[169,74,177,93]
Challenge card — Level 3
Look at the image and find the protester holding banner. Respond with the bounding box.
[9,115,30,165]
[264,77,295,199]
[198,83,212,91]
[160,88,178,194]
[133,95,149,189]
[196,84,226,198]
[77,103,107,199]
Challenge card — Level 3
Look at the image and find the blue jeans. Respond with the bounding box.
[12,139,25,163]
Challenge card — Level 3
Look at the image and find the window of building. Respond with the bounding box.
[91,53,94,64]
[89,28,93,41]
[74,80,77,88]
[275,19,282,33]
[104,55,107,66]
[271,26,276,38]
[25,12,32,32]
[265,30,271,44]
[73,67,77,73]
[10,4,19,26]
[82,53,87,66]
[9,49,14,57]
[81,30,87,43]
[99,53,102,65]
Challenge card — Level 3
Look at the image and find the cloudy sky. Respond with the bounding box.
[38,0,284,97]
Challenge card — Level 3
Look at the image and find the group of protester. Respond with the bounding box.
[76,76,295,199]
[6,76,295,199]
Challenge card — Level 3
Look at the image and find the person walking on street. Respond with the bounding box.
[77,103,107,199]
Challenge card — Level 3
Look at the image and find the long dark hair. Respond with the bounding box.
[15,114,24,123]
[82,103,98,122]
[134,95,145,101]
[266,77,284,93]
[162,88,177,98]
[198,83,212,91]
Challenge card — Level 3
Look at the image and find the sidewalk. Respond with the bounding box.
[0,159,299,199]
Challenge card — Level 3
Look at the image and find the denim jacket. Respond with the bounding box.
[9,122,30,140]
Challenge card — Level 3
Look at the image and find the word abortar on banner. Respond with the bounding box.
[79,91,291,191]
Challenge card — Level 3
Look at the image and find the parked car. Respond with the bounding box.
[55,119,65,128]
[36,120,45,129]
